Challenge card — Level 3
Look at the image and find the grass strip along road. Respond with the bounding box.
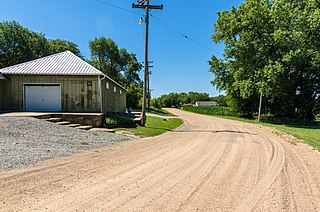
[116,116,183,138]
[182,106,320,151]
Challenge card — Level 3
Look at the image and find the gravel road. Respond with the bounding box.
[0,117,130,171]
[1,109,320,211]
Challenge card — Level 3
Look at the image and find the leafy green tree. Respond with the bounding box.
[48,39,82,58]
[210,0,320,121]
[178,92,189,105]
[151,98,162,109]
[89,37,121,82]
[126,82,143,109]
[89,36,143,108]
[188,92,210,104]
[0,21,82,69]
[211,95,228,107]
[152,92,213,108]
[118,48,142,86]
[0,21,51,68]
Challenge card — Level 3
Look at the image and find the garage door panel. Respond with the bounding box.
[25,85,61,112]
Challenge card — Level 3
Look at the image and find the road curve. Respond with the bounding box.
[1,108,320,211]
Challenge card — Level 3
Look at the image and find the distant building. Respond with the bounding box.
[195,101,219,107]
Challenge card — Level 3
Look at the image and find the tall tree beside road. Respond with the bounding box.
[89,36,143,108]
[210,0,320,121]
[89,37,121,82]
[119,48,142,86]
[119,49,143,109]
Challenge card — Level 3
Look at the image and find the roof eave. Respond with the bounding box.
[101,74,128,92]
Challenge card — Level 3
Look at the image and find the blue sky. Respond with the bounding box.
[0,0,244,97]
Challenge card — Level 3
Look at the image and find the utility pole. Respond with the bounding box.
[147,63,153,112]
[258,92,263,122]
[148,87,154,112]
[147,69,151,112]
[132,0,163,126]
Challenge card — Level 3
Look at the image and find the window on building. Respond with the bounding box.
[120,89,122,95]
[114,86,117,93]
[106,82,109,89]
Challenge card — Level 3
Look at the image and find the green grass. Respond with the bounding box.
[182,106,238,117]
[182,107,320,151]
[222,116,320,150]
[116,116,183,138]
[133,107,175,116]
[263,123,320,150]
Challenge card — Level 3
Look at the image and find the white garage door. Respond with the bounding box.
[24,84,61,112]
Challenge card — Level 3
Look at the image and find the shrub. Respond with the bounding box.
[105,115,135,126]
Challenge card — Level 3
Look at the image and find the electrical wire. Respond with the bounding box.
[150,14,217,53]
[94,0,143,16]
[94,0,219,53]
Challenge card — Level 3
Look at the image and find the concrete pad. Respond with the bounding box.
[66,124,82,128]
[0,112,50,117]
[55,121,71,125]
[89,128,115,133]
[75,126,93,130]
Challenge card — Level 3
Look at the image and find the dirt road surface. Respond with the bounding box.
[1,108,320,211]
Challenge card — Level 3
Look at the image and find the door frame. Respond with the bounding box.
[23,83,62,111]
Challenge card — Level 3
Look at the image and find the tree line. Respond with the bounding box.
[151,92,226,108]
[210,0,320,122]
[0,21,142,108]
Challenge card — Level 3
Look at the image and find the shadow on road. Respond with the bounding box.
[171,129,256,135]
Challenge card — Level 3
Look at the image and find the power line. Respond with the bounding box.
[149,14,188,38]
[94,0,219,54]
[150,14,218,53]
[94,0,142,16]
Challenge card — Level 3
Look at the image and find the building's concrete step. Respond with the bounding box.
[89,128,116,133]
[36,115,52,120]
[75,125,93,130]
[56,121,71,125]
[46,117,63,122]
[51,113,104,127]
[65,123,82,128]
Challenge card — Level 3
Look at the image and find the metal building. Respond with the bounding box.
[0,51,127,113]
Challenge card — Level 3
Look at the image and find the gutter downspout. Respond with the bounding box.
[98,75,106,113]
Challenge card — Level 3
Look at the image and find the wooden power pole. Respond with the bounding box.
[147,63,153,112]
[258,92,263,122]
[132,0,163,126]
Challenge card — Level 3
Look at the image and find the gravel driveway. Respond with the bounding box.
[0,117,131,171]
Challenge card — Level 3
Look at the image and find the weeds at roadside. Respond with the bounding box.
[182,107,320,151]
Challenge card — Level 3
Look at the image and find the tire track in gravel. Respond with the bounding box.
[1,108,320,211]
[278,143,320,210]
[50,133,220,211]
[110,134,231,211]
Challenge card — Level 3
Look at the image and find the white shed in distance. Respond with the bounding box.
[195,101,219,107]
